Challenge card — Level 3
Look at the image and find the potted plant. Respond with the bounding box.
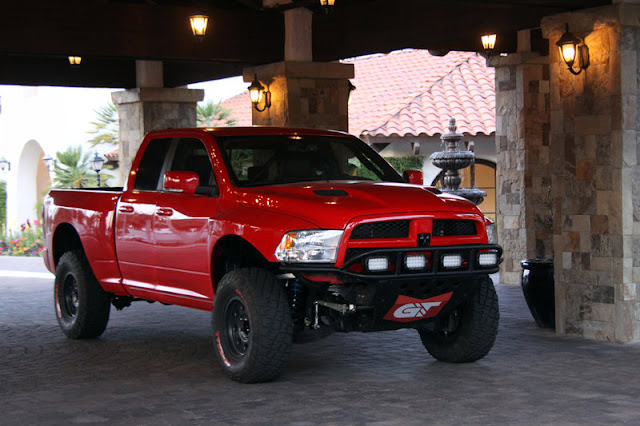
[520,186,555,328]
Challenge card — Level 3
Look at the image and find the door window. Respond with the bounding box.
[169,138,217,196]
[134,138,172,191]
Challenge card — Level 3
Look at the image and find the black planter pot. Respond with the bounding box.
[520,259,555,328]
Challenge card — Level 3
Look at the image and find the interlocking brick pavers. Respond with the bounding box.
[1,256,640,424]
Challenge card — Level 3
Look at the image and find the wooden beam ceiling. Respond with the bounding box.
[0,0,611,88]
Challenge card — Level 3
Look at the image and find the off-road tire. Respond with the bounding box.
[212,268,292,383]
[419,277,499,363]
[54,250,111,339]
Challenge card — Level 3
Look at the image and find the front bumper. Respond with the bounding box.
[281,244,502,332]
[285,244,502,280]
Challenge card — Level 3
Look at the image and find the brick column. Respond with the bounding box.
[542,2,640,342]
[489,45,552,284]
[242,61,354,131]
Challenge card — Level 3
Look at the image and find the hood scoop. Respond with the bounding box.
[314,189,349,197]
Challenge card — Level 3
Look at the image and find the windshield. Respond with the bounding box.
[217,135,404,187]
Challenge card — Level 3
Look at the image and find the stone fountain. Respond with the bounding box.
[430,117,486,205]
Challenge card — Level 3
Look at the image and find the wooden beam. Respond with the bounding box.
[1,0,284,63]
[312,0,575,60]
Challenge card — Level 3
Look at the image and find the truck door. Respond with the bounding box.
[152,137,218,304]
[115,137,172,296]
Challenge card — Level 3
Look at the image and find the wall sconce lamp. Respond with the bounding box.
[0,156,11,172]
[348,80,356,103]
[43,154,55,171]
[481,34,496,54]
[556,23,589,75]
[190,15,209,41]
[68,56,82,69]
[320,0,335,13]
[248,74,271,112]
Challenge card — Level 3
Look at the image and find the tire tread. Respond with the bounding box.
[212,267,292,383]
[55,250,111,339]
[419,277,499,363]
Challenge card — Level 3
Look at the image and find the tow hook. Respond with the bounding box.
[313,300,356,329]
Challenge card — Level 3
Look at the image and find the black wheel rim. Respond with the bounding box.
[61,274,79,319]
[223,296,251,359]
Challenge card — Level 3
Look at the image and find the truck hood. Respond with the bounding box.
[236,181,480,229]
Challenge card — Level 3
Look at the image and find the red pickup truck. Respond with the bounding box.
[43,127,502,383]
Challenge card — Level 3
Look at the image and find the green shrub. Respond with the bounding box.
[384,156,425,173]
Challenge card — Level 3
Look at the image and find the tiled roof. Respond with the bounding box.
[219,92,252,127]
[221,49,495,137]
[104,148,119,161]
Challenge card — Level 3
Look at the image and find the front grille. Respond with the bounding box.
[432,219,477,237]
[351,220,410,240]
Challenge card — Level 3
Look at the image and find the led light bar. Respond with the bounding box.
[442,254,463,269]
[478,252,498,267]
[405,254,427,270]
[367,257,389,272]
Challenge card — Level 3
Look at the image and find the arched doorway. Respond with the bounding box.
[15,140,50,225]
[430,159,496,221]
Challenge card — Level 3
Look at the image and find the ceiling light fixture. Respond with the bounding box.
[68,56,82,69]
[190,15,209,41]
[320,0,335,13]
[481,34,496,53]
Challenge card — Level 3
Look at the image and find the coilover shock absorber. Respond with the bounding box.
[289,280,306,325]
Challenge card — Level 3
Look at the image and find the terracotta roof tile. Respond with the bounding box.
[219,92,252,127]
[104,148,119,161]
[221,49,495,137]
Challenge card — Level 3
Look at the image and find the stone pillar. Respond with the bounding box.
[111,60,203,182]
[243,61,354,131]
[489,31,552,284]
[542,2,640,342]
[284,8,312,62]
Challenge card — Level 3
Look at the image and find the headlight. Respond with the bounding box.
[485,219,498,244]
[275,230,343,263]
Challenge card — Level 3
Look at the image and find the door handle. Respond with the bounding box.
[118,205,134,213]
[156,207,173,216]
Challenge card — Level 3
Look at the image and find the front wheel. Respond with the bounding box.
[212,268,292,383]
[54,250,111,339]
[419,277,499,363]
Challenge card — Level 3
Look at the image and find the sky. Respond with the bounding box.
[0,76,246,160]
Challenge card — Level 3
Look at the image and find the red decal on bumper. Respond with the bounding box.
[383,292,453,323]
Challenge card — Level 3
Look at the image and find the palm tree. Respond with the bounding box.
[87,102,119,147]
[197,100,237,127]
[52,146,102,188]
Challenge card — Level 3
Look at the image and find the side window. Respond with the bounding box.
[134,138,172,190]
[169,138,217,196]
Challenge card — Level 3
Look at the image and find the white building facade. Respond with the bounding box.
[0,86,114,234]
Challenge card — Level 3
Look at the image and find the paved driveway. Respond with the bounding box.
[1,256,639,425]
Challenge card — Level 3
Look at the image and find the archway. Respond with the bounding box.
[15,140,50,226]
[430,159,497,221]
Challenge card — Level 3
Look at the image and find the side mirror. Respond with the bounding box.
[164,171,199,194]
[403,170,423,185]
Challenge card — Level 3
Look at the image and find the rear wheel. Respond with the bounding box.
[54,250,111,339]
[212,268,292,383]
[419,277,499,363]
